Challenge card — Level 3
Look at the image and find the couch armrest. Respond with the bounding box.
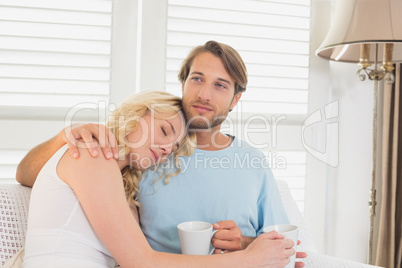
[276,180,383,268]
[276,179,318,253]
[303,251,384,268]
[0,184,31,266]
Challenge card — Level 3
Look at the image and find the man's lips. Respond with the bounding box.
[150,149,159,163]
[192,104,213,113]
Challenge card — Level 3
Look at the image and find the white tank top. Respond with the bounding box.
[23,145,116,268]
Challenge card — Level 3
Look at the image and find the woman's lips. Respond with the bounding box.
[150,149,159,163]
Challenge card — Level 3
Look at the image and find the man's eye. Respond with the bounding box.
[216,83,226,88]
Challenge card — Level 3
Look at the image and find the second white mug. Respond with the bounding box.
[177,221,217,255]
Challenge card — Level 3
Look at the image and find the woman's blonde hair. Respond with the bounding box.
[107,91,196,208]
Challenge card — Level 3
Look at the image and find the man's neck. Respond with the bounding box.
[195,126,233,151]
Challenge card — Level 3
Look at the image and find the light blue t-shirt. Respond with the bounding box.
[137,137,289,253]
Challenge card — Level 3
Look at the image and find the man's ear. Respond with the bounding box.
[230,93,242,111]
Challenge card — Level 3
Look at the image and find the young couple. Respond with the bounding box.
[17,41,307,267]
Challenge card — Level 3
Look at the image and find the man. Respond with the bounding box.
[17,41,306,266]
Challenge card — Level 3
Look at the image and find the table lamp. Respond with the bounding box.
[315,0,402,263]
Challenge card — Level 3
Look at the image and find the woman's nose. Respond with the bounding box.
[160,144,172,155]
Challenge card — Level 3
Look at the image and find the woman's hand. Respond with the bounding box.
[212,220,307,267]
[243,231,295,268]
[62,123,119,160]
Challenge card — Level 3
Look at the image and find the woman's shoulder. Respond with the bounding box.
[57,142,121,186]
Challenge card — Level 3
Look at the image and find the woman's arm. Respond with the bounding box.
[58,146,294,268]
[129,203,140,225]
[58,146,154,267]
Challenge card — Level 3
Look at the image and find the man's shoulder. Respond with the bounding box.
[230,137,266,156]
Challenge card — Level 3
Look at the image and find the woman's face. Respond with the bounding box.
[125,111,186,170]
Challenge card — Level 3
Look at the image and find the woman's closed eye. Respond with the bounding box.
[161,127,167,136]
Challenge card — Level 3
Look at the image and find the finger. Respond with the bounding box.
[108,129,119,159]
[296,251,308,258]
[64,127,76,144]
[96,124,108,148]
[80,129,99,157]
[284,238,295,249]
[63,123,83,141]
[213,229,240,240]
[96,125,114,159]
[67,142,80,159]
[286,247,296,258]
[295,261,305,267]
[261,231,284,240]
[100,147,114,159]
[213,220,237,230]
[297,240,301,246]
[64,128,80,158]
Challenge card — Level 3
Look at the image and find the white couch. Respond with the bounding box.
[0,181,381,267]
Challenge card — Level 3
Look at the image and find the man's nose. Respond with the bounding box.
[197,84,212,102]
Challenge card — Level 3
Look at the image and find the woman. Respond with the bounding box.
[23,91,294,268]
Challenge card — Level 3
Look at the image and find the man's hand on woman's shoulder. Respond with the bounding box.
[63,123,119,160]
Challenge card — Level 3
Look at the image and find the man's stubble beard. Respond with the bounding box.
[183,105,230,130]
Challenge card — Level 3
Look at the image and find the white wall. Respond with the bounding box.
[304,0,332,254]
[328,61,373,262]
[306,0,374,263]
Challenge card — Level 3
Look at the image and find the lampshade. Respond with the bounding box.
[316,0,402,63]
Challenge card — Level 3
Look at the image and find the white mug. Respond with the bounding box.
[263,224,299,268]
[177,221,218,255]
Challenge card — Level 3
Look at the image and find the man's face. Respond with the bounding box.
[181,52,242,129]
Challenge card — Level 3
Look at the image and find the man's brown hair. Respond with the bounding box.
[178,41,248,95]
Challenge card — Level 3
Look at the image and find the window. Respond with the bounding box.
[0,0,113,114]
[1,0,311,213]
[165,0,310,115]
[0,0,115,183]
[164,0,311,211]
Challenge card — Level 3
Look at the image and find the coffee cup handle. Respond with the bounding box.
[209,229,218,255]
